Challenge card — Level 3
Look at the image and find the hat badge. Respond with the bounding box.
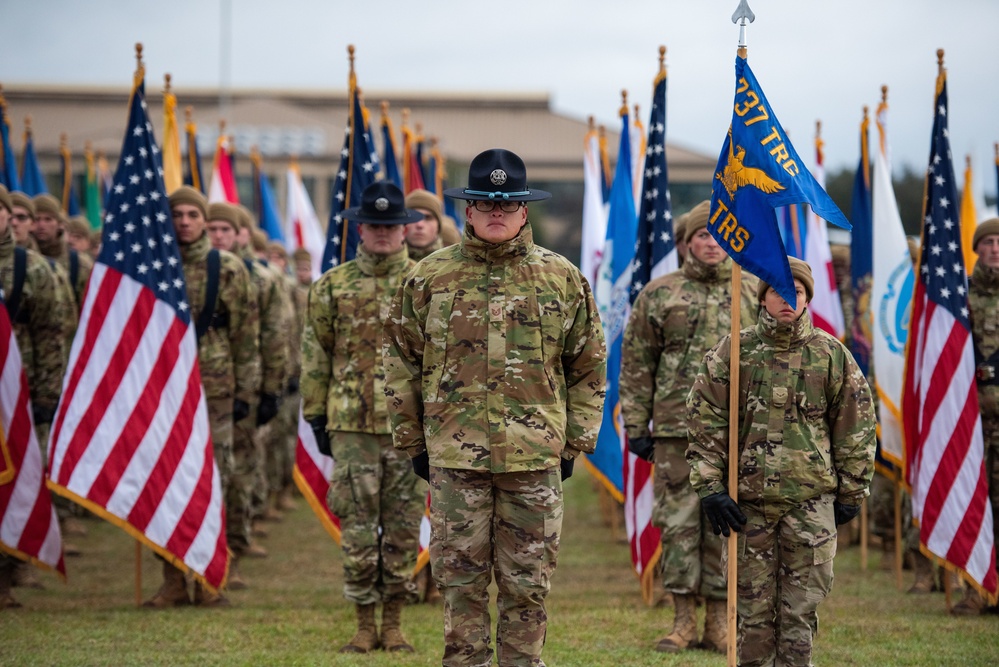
[489,169,508,186]
[374,197,390,211]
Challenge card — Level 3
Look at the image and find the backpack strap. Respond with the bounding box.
[5,246,27,323]
[195,249,221,341]
[69,248,80,306]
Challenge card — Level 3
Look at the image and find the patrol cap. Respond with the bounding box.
[267,241,288,261]
[440,215,461,246]
[0,184,11,213]
[10,192,35,218]
[973,218,999,252]
[673,211,688,245]
[292,247,312,264]
[207,202,242,230]
[829,244,850,263]
[251,229,267,252]
[168,185,208,219]
[236,204,257,232]
[443,148,551,202]
[343,181,423,225]
[757,256,814,303]
[66,216,91,237]
[684,200,712,244]
[404,188,443,228]
[33,194,65,223]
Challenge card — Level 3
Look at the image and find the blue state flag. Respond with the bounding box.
[20,132,47,196]
[381,114,401,188]
[0,93,20,191]
[253,162,284,243]
[590,105,637,499]
[323,85,379,270]
[709,56,849,308]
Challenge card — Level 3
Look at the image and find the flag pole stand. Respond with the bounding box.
[135,540,142,606]
[893,470,903,590]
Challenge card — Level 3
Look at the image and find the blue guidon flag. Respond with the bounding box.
[709,55,850,308]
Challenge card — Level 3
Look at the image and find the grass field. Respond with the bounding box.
[2,467,995,666]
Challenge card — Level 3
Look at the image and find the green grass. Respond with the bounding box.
[2,468,995,666]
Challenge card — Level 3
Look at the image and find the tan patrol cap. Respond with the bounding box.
[757,256,814,303]
[207,202,242,230]
[168,186,208,219]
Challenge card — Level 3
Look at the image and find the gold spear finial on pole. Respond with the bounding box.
[185,105,194,124]
[659,45,666,72]
[619,89,628,116]
[164,73,172,93]
[588,115,595,132]
[381,100,390,116]
[348,44,355,75]
[24,115,32,137]
[881,85,888,105]
[937,48,945,73]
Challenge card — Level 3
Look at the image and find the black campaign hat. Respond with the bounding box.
[343,181,424,225]
[443,148,551,202]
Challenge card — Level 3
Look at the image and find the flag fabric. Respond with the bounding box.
[20,126,47,197]
[599,127,612,205]
[292,410,432,573]
[380,107,402,189]
[207,136,238,204]
[402,121,425,195]
[778,204,806,259]
[631,106,646,211]
[60,139,81,217]
[580,125,607,288]
[960,157,978,272]
[46,76,229,592]
[161,86,183,194]
[871,97,913,468]
[250,151,284,243]
[708,55,850,309]
[322,77,379,271]
[0,295,65,578]
[84,145,103,231]
[285,162,326,281]
[183,112,204,194]
[849,110,874,378]
[427,142,445,196]
[97,152,113,201]
[0,90,20,192]
[588,104,636,501]
[804,130,845,338]
[902,69,997,601]
[624,59,676,588]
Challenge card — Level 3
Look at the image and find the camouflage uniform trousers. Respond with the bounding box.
[250,421,271,520]
[737,493,836,667]
[430,466,563,667]
[869,471,918,551]
[653,438,726,599]
[267,390,299,496]
[325,432,424,605]
[209,398,243,556]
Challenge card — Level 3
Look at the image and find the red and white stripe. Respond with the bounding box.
[207,137,239,204]
[903,284,997,598]
[0,307,64,575]
[284,165,327,281]
[46,264,228,590]
[293,410,430,570]
[624,444,660,587]
[804,135,845,339]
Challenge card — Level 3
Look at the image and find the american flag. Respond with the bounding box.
[624,54,675,596]
[46,74,229,591]
[322,79,379,271]
[902,67,997,600]
[0,296,64,577]
[292,410,431,572]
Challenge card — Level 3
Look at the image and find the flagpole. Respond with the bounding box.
[727,4,754,666]
[133,42,147,607]
[342,45,357,266]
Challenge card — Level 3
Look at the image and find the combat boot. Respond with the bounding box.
[143,562,191,608]
[227,557,248,591]
[380,597,415,652]
[340,603,380,653]
[880,538,896,571]
[193,581,230,608]
[0,564,22,609]
[277,487,298,511]
[655,593,698,652]
[951,588,987,616]
[700,598,728,654]
[13,562,44,589]
[907,553,936,594]
[245,541,269,559]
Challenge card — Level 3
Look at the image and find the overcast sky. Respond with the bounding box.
[3,0,998,194]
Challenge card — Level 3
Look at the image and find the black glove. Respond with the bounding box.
[308,417,331,457]
[560,457,575,480]
[32,404,54,426]
[411,451,430,482]
[286,376,300,395]
[233,399,250,423]
[256,393,281,426]
[834,501,861,526]
[628,436,655,462]
[701,491,747,537]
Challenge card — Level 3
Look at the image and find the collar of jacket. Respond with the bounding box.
[407,236,442,261]
[179,231,211,263]
[971,261,999,291]
[355,244,410,277]
[756,304,813,351]
[459,221,534,264]
[683,251,731,283]
[0,225,14,261]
